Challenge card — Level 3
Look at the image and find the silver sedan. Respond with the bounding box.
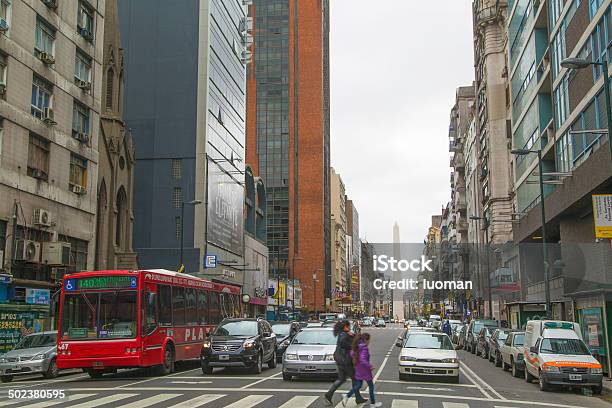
[282,328,338,380]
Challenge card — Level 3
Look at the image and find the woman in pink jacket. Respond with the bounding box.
[342,333,381,407]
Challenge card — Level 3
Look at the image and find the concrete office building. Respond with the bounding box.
[120,0,251,288]
[346,199,360,309]
[0,0,105,348]
[329,167,347,310]
[245,0,331,313]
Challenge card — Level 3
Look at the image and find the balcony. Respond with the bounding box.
[474,1,506,28]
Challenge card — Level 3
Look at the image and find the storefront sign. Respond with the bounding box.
[0,312,44,353]
[207,161,244,255]
[0,274,12,284]
[25,288,50,305]
[593,194,612,238]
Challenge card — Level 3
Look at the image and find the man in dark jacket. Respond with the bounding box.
[324,320,366,406]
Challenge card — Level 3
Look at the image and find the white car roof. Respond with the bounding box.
[543,328,580,339]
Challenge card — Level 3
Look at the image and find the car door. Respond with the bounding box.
[260,321,275,361]
[501,334,511,363]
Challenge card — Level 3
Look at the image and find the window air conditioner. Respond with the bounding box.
[43,107,56,124]
[42,242,71,266]
[72,184,87,195]
[40,52,55,65]
[34,208,53,227]
[15,240,41,263]
[73,131,89,144]
[76,79,91,91]
[42,0,58,10]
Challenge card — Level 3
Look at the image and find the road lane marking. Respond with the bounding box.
[0,374,91,390]
[442,402,470,408]
[405,386,453,391]
[277,395,318,408]
[391,400,418,408]
[120,393,181,408]
[42,388,591,408]
[377,379,477,388]
[459,367,492,399]
[240,371,282,389]
[66,393,137,408]
[224,394,271,408]
[168,394,225,407]
[169,380,213,384]
[460,360,506,400]
[373,341,397,382]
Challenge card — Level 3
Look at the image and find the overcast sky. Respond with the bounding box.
[330,1,475,243]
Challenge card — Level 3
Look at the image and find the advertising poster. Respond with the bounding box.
[593,194,612,238]
[0,312,44,353]
[207,161,244,256]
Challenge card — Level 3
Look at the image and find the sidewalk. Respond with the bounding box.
[603,378,612,394]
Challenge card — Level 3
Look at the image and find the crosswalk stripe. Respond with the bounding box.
[391,400,419,408]
[65,393,138,408]
[223,394,272,408]
[277,395,318,408]
[4,394,94,408]
[119,394,182,408]
[442,403,470,408]
[167,394,226,408]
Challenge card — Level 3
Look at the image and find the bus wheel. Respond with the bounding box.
[86,369,104,379]
[158,345,175,375]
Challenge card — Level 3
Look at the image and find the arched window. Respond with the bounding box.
[96,180,108,269]
[105,69,114,111]
[115,187,127,248]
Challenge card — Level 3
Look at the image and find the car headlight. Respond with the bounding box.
[591,367,603,374]
[243,340,256,349]
[0,357,6,363]
[285,353,298,360]
[32,354,46,360]
[441,358,458,363]
[324,354,335,361]
[542,364,560,372]
[400,356,417,361]
[202,340,211,348]
[280,340,290,348]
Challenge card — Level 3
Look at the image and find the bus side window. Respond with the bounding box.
[198,290,209,325]
[185,288,197,326]
[209,292,220,325]
[158,285,172,326]
[143,292,157,336]
[173,287,186,326]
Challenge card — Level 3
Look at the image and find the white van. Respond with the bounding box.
[523,320,603,393]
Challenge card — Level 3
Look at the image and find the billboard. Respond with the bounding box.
[207,161,244,256]
[593,194,612,238]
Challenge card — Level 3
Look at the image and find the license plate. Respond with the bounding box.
[423,368,435,374]
[304,365,317,371]
[569,374,582,381]
[219,355,229,361]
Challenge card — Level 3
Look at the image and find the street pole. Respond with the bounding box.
[179,201,185,269]
[484,219,492,319]
[537,149,552,319]
[313,272,317,317]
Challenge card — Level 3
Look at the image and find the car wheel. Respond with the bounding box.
[86,369,104,379]
[268,349,277,368]
[282,373,291,381]
[488,349,493,362]
[158,345,175,375]
[252,351,263,374]
[43,358,59,379]
[593,384,603,395]
[201,358,213,375]
[482,347,488,359]
[1,375,13,383]
[502,359,509,371]
[495,352,501,367]
[525,367,535,383]
[538,371,550,391]
[471,343,476,354]
[511,358,520,378]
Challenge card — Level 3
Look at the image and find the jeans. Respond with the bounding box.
[347,379,375,403]
[325,365,363,401]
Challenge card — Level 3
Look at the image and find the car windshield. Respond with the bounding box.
[403,334,453,350]
[497,332,509,341]
[271,324,291,336]
[14,333,57,350]
[215,321,258,336]
[540,338,590,355]
[293,330,336,345]
[514,334,525,346]
[60,291,137,340]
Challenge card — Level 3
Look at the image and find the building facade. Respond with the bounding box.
[0,0,105,350]
[245,0,331,314]
[96,0,137,272]
[120,0,250,286]
[329,167,347,310]
[346,199,360,311]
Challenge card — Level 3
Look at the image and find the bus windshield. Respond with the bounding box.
[60,290,138,340]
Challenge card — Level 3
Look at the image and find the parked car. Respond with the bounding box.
[271,321,301,363]
[429,315,442,330]
[375,318,387,328]
[476,327,493,359]
[500,331,525,376]
[282,328,337,380]
[451,324,464,345]
[0,331,59,383]
[457,325,468,349]
[398,332,459,383]
[487,328,509,363]
[361,318,373,327]
[466,319,498,354]
[524,320,602,393]
[201,318,277,374]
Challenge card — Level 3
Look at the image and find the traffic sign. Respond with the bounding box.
[204,254,218,269]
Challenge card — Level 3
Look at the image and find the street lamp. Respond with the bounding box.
[469,215,493,319]
[312,268,324,317]
[179,200,203,271]
[511,148,551,319]
[561,57,612,172]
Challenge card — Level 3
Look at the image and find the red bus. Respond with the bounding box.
[56,269,241,377]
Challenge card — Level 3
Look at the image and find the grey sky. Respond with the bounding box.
[330,1,475,243]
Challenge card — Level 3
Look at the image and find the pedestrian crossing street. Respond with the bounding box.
[0,392,536,408]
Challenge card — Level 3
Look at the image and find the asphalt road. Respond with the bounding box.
[0,324,609,408]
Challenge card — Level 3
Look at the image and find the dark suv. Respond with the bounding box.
[466,319,498,354]
[201,319,277,374]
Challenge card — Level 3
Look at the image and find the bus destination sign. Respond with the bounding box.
[64,276,137,291]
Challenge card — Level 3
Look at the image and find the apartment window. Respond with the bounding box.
[34,18,55,57]
[74,49,91,82]
[589,0,603,20]
[0,0,9,23]
[105,70,113,110]
[172,187,182,209]
[551,31,565,80]
[69,153,87,188]
[72,102,90,136]
[77,1,94,41]
[175,216,181,240]
[549,0,563,28]
[556,132,573,173]
[554,75,569,126]
[27,134,50,180]
[31,76,52,119]
[0,53,6,87]
[171,159,182,179]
